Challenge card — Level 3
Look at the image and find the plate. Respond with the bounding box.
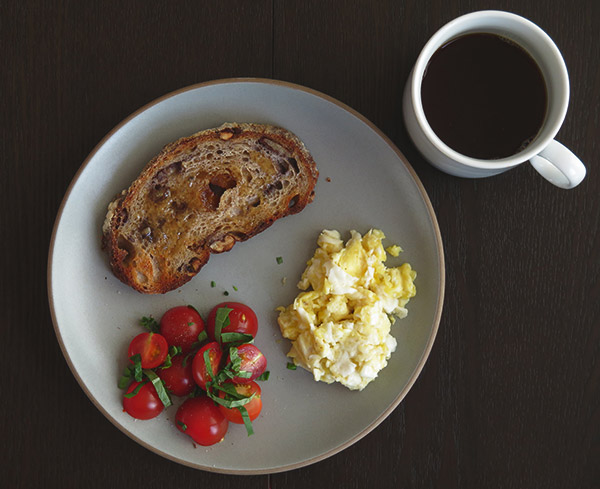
[48,78,444,474]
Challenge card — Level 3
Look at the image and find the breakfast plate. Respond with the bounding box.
[48,78,444,474]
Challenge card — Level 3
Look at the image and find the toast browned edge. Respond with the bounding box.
[102,122,318,293]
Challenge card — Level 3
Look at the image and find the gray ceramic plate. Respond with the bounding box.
[48,79,444,474]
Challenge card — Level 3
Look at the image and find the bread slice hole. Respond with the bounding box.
[117,236,136,265]
[288,157,299,173]
[288,194,299,209]
[203,173,237,210]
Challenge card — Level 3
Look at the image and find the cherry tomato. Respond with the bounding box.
[175,396,228,446]
[128,332,169,369]
[228,344,267,383]
[122,381,164,420]
[218,381,262,424]
[156,353,195,397]
[206,302,258,342]
[160,306,205,353]
[192,341,223,390]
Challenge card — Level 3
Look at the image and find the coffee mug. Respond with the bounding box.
[403,10,586,189]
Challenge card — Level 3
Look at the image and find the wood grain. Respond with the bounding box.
[1,0,599,487]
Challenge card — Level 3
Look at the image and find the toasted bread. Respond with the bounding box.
[102,122,318,293]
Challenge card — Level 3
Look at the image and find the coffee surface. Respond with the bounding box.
[421,33,547,160]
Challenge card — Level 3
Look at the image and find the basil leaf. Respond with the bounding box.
[238,405,254,436]
[211,382,246,400]
[220,332,253,344]
[182,352,193,368]
[143,369,172,408]
[140,316,160,333]
[214,307,233,345]
[123,380,147,398]
[160,346,182,369]
[187,304,201,316]
[208,390,255,409]
[130,354,143,381]
[196,330,208,344]
[118,365,134,389]
[203,349,215,382]
[256,371,270,381]
[286,362,297,370]
[177,420,187,432]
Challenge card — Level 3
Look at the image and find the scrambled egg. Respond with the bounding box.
[277,229,416,391]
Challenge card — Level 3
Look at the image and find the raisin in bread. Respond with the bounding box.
[102,122,318,293]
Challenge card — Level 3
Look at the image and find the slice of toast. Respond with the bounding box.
[102,122,318,294]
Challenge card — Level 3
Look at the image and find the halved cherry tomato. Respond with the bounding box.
[206,302,258,342]
[192,341,223,390]
[160,306,206,353]
[128,332,169,369]
[228,344,267,383]
[156,353,195,397]
[217,381,262,424]
[175,396,228,446]
[123,381,164,420]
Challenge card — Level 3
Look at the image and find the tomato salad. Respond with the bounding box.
[118,302,269,446]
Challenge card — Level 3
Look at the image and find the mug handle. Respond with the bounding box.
[529,140,586,189]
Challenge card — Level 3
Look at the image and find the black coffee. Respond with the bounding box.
[421,33,548,160]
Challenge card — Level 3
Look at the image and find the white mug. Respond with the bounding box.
[403,10,586,189]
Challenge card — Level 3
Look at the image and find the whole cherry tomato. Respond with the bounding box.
[123,381,164,420]
[160,306,206,353]
[206,302,258,342]
[156,353,195,397]
[175,396,228,446]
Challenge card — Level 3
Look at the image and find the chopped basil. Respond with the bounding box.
[187,304,201,315]
[161,345,182,369]
[140,316,160,333]
[214,307,233,345]
[220,332,253,344]
[118,365,134,389]
[181,352,193,368]
[276,256,283,264]
[143,369,172,408]
[223,291,229,296]
[123,380,147,398]
[233,285,238,291]
[210,281,216,288]
[206,384,256,436]
[238,405,254,436]
[130,354,143,381]
[228,347,242,372]
[256,371,270,381]
[286,362,297,370]
[203,349,215,382]
[208,389,255,409]
[196,330,208,344]
[177,420,188,432]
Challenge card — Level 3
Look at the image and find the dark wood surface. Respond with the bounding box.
[2,1,599,487]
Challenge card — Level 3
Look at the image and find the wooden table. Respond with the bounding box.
[3,1,599,487]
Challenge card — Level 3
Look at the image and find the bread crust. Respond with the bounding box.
[102,122,318,293]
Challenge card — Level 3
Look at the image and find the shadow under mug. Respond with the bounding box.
[403,10,586,189]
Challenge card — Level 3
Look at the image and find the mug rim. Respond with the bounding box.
[411,10,570,169]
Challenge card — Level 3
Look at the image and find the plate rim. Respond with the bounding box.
[47,77,445,474]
